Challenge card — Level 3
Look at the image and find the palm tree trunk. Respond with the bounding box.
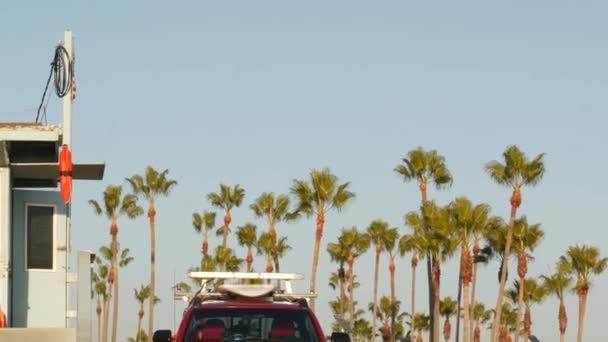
[443,318,451,342]
[389,258,396,342]
[222,210,230,249]
[456,267,462,342]
[103,288,112,342]
[411,254,417,339]
[469,241,479,342]
[473,322,480,342]
[136,304,143,342]
[372,244,381,342]
[309,207,324,312]
[491,187,520,342]
[523,307,530,342]
[111,261,119,342]
[432,256,441,342]
[147,200,156,342]
[97,303,102,342]
[348,259,356,331]
[463,282,471,342]
[577,289,588,342]
[559,299,567,342]
[515,276,525,342]
[246,248,253,272]
[203,226,209,255]
[339,265,346,318]
[428,256,435,342]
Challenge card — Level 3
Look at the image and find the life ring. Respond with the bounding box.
[59,144,73,204]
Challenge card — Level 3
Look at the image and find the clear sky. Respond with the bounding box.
[1,1,607,341]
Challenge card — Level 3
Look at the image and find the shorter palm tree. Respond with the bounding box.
[471,303,492,342]
[409,313,430,342]
[339,227,371,329]
[541,266,572,342]
[559,244,608,342]
[192,210,216,255]
[127,330,148,342]
[92,259,109,342]
[439,297,457,342]
[214,246,243,273]
[236,223,258,272]
[370,296,404,342]
[133,285,159,342]
[207,184,245,249]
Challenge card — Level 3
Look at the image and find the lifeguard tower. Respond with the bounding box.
[0,31,105,342]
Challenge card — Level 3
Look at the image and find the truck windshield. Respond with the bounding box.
[184,308,321,342]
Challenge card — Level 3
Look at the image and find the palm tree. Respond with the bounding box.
[92,259,109,342]
[485,145,545,341]
[382,227,399,342]
[367,219,388,341]
[290,168,355,311]
[395,147,453,342]
[497,303,517,342]
[127,330,148,342]
[133,285,159,342]
[370,296,404,342]
[214,246,244,273]
[126,166,177,342]
[271,235,291,274]
[97,246,113,342]
[448,197,493,342]
[257,232,276,275]
[399,232,425,340]
[559,244,608,342]
[541,266,572,342]
[236,223,258,272]
[439,297,457,342]
[409,313,430,342]
[338,227,371,329]
[511,217,544,342]
[89,185,143,342]
[327,240,349,318]
[192,210,216,255]
[250,192,296,241]
[470,217,502,342]
[207,184,245,249]
[471,303,492,342]
[405,201,459,342]
[520,278,546,342]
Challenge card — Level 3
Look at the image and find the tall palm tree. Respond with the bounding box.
[192,210,216,255]
[439,297,457,342]
[471,303,492,342]
[448,197,492,342]
[89,185,143,342]
[559,244,607,342]
[405,201,459,342]
[126,166,177,342]
[399,232,425,340]
[338,227,371,329]
[367,219,388,342]
[207,184,245,249]
[382,227,400,342]
[290,168,355,311]
[250,192,296,241]
[395,147,453,342]
[327,239,349,318]
[511,217,544,342]
[236,223,258,272]
[485,145,545,341]
[470,217,502,342]
[541,266,572,342]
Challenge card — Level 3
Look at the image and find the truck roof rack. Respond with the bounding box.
[175,272,315,308]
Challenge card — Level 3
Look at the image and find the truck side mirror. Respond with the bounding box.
[331,332,351,342]
[152,329,173,342]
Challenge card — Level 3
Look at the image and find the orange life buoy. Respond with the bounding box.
[59,144,73,204]
[0,310,7,328]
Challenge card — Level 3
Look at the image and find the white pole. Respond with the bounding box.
[62,30,73,148]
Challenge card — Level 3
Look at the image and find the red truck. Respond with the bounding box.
[152,272,350,342]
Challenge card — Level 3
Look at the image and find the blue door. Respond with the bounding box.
[11,189,68,327]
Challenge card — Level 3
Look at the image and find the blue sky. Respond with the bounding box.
[1,1,607,341]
